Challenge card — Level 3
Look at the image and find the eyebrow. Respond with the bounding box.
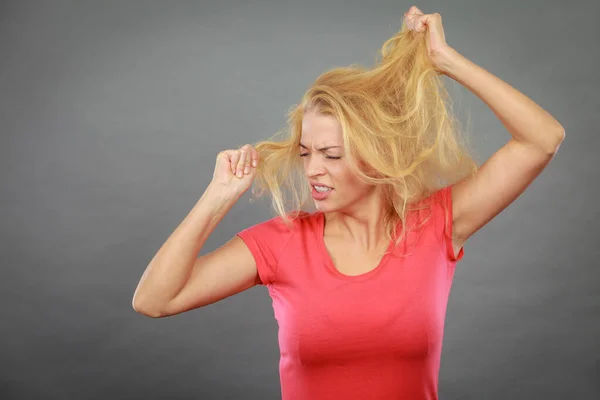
[299,143,341,151]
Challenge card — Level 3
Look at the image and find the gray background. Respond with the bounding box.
[2,0,598,399]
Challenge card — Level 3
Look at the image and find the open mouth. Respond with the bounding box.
[312,185,333,193]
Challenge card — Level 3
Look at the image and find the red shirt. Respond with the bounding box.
[237,185,464,400]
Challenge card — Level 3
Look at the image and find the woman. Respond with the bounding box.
[132,6,565,399]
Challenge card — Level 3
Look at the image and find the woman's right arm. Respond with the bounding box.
[132,145,260,318]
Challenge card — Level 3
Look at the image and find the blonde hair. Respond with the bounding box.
[248,22,478,247]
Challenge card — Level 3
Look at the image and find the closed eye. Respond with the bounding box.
[300,153,341,160]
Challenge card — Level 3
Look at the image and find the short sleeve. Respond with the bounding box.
[433,185,465,263]
[236,216,294,286]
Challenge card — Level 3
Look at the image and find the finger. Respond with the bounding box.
[405,12,418,30]
[229,150,241,175]
[251,147,258,167]
[420,14,436,32]
[416,15,427,31]
[409,14,426,32]
[220,150,234,175]
[237,148,247,178]
[409,5,423,15]
[408,16,417,31]
[244,151,252,174]
[242,145,253,174]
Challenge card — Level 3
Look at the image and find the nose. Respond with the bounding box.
[304,154,325,178]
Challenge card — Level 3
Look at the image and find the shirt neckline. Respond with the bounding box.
[315,211,398,281]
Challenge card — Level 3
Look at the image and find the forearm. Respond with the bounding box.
[439,47,565,153]
[132,183,239,314]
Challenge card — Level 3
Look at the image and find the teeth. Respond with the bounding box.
[314,186,331,193]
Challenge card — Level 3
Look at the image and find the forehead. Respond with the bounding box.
[301,111,342,143]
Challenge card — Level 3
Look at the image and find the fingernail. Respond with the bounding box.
[237,171,243,178]
[252,160,257,167]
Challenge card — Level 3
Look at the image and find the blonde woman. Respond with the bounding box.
[133,6,564,399]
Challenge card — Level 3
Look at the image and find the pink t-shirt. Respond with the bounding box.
[236,185,464,400]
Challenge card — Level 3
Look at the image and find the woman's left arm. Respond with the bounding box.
[404,6,565,250]
[439,46,565,248]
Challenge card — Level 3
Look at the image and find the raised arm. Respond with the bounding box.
[132,145,260,318]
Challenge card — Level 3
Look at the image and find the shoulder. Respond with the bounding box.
[407,185,452,221]
[236,211,318,252]
[235,210,318,285]
[412,185,453,211]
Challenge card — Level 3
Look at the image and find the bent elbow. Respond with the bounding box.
[132,297,165,318]
[549,128,566,155]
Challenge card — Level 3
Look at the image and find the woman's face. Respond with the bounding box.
[300,110,377,212]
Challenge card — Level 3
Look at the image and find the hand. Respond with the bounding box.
[210,144,259,197]
[403,5,456,74]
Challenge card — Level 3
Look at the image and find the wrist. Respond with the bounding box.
[434,46,464,75]
[204,182,240,204]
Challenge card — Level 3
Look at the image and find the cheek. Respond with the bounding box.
[334,166,363,187]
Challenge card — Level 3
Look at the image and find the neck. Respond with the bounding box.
[323,186,391,252]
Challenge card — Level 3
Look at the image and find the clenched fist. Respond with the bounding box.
[210,144,259,198]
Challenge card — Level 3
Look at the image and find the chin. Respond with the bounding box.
[314,199,344,213]
[314,200,334,212]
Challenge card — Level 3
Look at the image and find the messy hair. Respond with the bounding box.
[248,21,478,247]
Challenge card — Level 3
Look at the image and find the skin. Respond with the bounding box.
[234,3,564,265]
[300,109,391,253]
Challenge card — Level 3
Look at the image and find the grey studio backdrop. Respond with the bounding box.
[1,0,598,399]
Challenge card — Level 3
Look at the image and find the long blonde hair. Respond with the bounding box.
[248,22,478,246]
